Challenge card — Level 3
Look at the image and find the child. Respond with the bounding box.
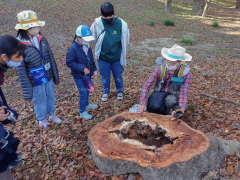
[66,25,98,120]
[0,35,26,179]
[15,10,62,128]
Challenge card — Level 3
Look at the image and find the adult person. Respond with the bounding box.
[15,10,62,128]
[0,35,25,180]
[66,25,98,120]
[91,1,130,101]
[137,45,192,120]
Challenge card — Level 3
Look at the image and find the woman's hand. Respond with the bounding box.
[0,106,9,122]
[84,68,90,75]
[137,105,146,113]
[171,107,184,120]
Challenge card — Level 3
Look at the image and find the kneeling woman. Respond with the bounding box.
[137,44,192,120]
[66,25,98,120]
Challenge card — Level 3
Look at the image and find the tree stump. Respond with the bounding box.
[88,112,240,180]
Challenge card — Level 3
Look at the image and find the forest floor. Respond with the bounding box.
[0,0,240,179]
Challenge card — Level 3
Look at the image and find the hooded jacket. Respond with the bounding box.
[66,41,97,79]
[16,35,59,100]
[90,16,130,66]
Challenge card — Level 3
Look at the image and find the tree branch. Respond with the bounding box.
[200,93,240,106]
[44,145,53,170]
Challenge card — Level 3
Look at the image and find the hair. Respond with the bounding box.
[0,35,26,58]
[17,29,30,41]
[101,2,114,17]
[72,34,77,44]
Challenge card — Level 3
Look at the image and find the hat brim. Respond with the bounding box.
[161,47,192,61]
[82,36,95,42]
[15,21,45,30]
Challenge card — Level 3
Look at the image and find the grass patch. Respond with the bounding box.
[179,38,195,44]
[163,19,175,26]
[148,21,155,26]
[212,22,219,27]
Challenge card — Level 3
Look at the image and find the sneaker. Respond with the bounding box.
[101,94,109,102]
[117,93,123,100]
[39,119,50,128]
[80,111,93,120]
[10,160,24,170]
[16,153,22,162]
[86,104,98,110]
[49,114,62,124]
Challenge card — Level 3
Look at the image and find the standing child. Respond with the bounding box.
[15,10,62,128]
[66,25,98,120]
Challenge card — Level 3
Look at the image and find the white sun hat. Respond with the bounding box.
[161,44,192,61]
[15,10,45,30]
[76,25,95,42]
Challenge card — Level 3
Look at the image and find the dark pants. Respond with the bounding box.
[147,92,178,115]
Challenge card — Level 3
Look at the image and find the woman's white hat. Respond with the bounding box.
[15,10,45,30]
[161,44,192,61]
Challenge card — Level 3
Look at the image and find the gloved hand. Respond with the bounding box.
[172,106,184,118]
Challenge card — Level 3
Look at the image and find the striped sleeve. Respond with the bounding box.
[178,71,191,111]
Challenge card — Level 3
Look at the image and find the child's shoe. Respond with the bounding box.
[39,119,50,128]
[80,111,93,120]
[117,92,123,100]
[86,104,98,110]
[101,94,109,102]
[49,114,62,124]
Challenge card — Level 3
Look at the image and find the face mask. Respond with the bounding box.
[103,17,114,24]
[166,64,177,70]
[6,60,22,68]
[82,39,90,45]
[27,27,40,36]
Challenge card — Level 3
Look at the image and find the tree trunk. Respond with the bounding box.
[192,0,205,16]
[202,0,211,17]
[165,0,172,13]
[88,112,240,179]
[236,0,240,9]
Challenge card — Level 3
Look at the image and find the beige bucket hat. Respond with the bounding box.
[15,10,45,30]
[161,44,192,61]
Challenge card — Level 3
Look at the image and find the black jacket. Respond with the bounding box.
[16,35,59,100]
[66,41,97,79]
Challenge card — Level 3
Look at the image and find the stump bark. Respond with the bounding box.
[88,112,240,180]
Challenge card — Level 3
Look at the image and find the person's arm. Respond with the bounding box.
[139,67,160,105]
[66,47,86,73]
[90,21,98,43]
[171,71,191,120]
[178,71,191,111]
[16,59,33,100]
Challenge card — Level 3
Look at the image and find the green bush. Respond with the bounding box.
[179,38,195,44]
[148,21,155,26]
[212,22,219,27]
[163,19,175,26]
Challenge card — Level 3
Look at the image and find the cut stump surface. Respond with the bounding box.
[88,112,209,168]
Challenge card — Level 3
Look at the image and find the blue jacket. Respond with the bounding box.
[66,41,97,79]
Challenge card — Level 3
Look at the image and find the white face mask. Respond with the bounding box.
[82,39,90,45]
[27,27,40,37]
[6,60,22,68]
[166,64,178,70]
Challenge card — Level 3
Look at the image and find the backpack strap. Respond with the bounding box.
[178,62,187,78]
[159,65,167,81]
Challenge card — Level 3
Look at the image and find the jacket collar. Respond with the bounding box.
[18,34,43,46]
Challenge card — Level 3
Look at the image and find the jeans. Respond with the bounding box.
[32,79,55,121]
[74,77,89,113]
[98,60,123,94]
